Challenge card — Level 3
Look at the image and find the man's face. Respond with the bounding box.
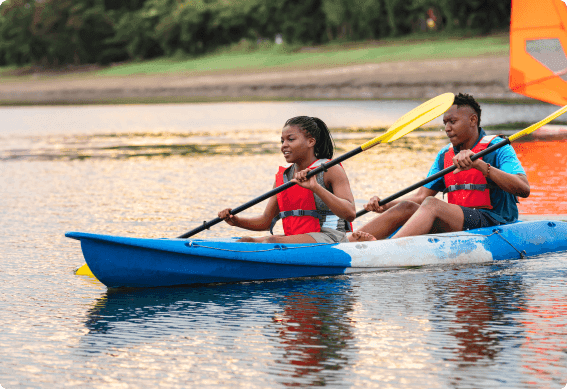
[442,105,478,148]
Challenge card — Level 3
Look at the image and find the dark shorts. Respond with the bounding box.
[459,206,502,231]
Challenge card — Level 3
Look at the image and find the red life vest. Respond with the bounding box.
[443,135,497,209]
[274,159,349,236]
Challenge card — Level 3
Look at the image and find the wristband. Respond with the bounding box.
[483,163,491,178]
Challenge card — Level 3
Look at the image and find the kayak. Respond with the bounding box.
[66,220,567,288]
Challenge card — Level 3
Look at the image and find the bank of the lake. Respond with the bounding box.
[0,36,524,106]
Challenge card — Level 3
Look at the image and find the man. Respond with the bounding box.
[350,93,530,242]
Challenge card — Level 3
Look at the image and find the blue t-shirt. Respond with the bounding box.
[424,128,526,224]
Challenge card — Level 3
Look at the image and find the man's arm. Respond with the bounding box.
[453,148,531,198]
[473,162,530,198]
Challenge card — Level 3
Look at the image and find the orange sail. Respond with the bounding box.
[509,0,567,106]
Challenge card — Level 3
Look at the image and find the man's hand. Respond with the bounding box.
[364,196,388,213]
[452,149,487,174]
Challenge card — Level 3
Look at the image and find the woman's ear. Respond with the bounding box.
[308,137,316,147]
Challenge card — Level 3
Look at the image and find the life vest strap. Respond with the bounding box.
[269,210,335,235]
[443,183,496,197]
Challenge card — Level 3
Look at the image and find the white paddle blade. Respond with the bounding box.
[509,104,567,142]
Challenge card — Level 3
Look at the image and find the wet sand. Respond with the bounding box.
[0,55,526,105]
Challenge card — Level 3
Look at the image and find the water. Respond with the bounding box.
[1,101,566,388]
[1,101,563,137]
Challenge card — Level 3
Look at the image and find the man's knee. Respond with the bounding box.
[420,196,446,213]
[395,200,420,215]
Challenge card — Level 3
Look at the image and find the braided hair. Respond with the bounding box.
[284,116,335,159]
[454,92,482,127]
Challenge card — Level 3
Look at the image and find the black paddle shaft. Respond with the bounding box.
[178,147,364,239]
[355,138,511,218]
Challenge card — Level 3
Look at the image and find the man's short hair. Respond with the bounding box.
[454,93,482,127]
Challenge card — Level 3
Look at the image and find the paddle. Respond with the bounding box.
[354,103,567,219]
[76,264,94,277]
[177,93,455,239]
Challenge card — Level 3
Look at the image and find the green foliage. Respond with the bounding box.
[0,0,117,66]
[322,0,383,41]
[110,0,170,60]
[0,0,36,66]
[0,0,512,68]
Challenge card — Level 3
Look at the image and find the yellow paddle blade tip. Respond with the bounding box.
[76,263,95,277]
[509,104,567,142]
[381,92,455,143]
[360,93,455,150]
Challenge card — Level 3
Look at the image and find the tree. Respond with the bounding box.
[0,0,36,65]
[278,0,327,45]
[322,0,383,41]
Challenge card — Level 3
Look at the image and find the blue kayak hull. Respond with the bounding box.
[66,220,567,288]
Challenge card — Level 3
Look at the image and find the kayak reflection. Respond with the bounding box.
[81,276,356,385]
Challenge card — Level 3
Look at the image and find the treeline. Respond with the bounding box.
[0,0,510,67]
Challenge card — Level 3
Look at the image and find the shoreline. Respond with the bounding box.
[0,55,532,106]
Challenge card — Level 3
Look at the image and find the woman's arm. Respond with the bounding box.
[218,181,280,231]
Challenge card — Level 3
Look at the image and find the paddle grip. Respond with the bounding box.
[179,147,364,238]
[354,138,511,219]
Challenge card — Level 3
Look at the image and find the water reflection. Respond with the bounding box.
[513,138,567,215]
[83,282,281,344]
[520,293,567,387]
[271,280,355,386]
[448,280,501,363]
[82,277,356,386]
[449,270,525,364]
[431,262,527,386]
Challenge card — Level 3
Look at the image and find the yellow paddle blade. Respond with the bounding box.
[509,104,567,142]
[360,92,455,151]
[76,263,96,277]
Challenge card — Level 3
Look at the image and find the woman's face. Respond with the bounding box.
[280,125,315,163]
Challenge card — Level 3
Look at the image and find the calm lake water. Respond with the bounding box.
[1,101,566,388]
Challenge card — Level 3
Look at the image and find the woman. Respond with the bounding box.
[218,116,356,243]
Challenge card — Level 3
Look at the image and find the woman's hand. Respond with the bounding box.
[218,208,239,226]
[291,168,319,190]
